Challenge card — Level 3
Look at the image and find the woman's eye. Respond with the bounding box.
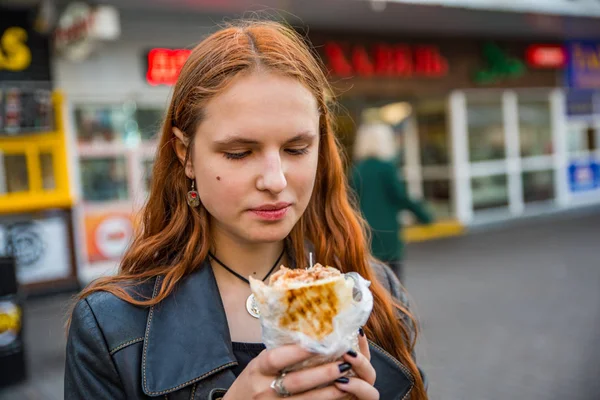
[285,147,310,156]
[223,151,251,160]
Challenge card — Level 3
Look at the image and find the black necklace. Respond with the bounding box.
[208,249,285,318]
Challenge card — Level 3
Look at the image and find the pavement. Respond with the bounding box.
[407,209,600,400]
[0,292,71,400]
[1,209,599,400]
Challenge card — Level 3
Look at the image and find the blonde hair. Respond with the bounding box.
[353,122,397,161]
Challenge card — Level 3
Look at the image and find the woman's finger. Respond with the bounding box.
[280,359,354,395]
[358,328,371,361]
[289,384,348,400]
[342,349,376,385]
[334,377,379,400]
[257,345,314,375]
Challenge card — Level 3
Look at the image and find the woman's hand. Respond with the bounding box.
[224,331,379,400]
[333,329,379,400]
[224,344,350,399]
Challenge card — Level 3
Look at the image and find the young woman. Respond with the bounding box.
[65,21,428,400]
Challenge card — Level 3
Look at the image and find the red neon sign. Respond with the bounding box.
[324,41,448,78]
[146,48,191,86]
[526,44,566,69]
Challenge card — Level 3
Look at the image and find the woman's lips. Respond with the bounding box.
[249,205,291,221]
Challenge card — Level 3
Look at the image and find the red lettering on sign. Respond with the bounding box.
[146,48,191,86]
[352,45,375,77]
[374,44,413,76]
[394,46,413,77]
[324,42,353,77]
[323,41,448,78]
[526,45,566,69]
[373,44,393,75]
[415,46,448,77]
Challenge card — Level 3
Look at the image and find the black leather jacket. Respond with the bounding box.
[65,260,423,400]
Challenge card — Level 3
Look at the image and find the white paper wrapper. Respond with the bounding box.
[250,267,373,373]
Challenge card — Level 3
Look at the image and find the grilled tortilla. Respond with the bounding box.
[250,264,354,341]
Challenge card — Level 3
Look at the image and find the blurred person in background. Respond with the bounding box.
[64,21,427,400]
[351,123,433,283]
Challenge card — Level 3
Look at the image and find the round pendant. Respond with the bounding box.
[246,294,261,318]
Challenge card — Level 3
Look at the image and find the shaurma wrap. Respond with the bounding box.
[249,264,373,371]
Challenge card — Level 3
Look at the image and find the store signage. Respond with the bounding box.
[0,301,21,348]
[0,7,51,81]
[526,44,566,69]
[85,212,134,263]
[566,41,600,90]
[323,41,448,78]
[0,214,72,284]
[474,42,526,84]
[146,48,191,86]
[566,90,600,117]
[0,88,53,135]
[0,28,32,72]
[54,2,120,62]
[568,159,600,192]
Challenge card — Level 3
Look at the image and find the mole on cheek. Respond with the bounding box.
[216,176,221,181]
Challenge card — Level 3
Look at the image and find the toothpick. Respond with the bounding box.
[309,252,313,269]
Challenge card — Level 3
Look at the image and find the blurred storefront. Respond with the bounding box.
[0,6,78,294]
[307,32,575,228]
[563,41,600,207]
[52,6,215,281]
[47,1,600,282]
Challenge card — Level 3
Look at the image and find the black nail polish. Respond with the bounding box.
[335,377,350,384]
[339,363,352,373]
[359,327,365,337]
[346,349,358,358]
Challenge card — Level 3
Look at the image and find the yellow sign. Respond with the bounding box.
[0,303,21,336]
[574,44,600,71]
[0,27,32,71]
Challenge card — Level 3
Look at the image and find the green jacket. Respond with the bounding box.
[351,158,432,262]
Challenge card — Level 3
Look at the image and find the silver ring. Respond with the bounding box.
[270,372,291,397]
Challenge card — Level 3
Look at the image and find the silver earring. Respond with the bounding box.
[187,180,200,207]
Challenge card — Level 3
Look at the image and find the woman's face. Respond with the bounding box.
[183,72,320,245]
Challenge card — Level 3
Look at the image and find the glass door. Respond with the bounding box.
[451,88,561,225]
[337,96,453,223]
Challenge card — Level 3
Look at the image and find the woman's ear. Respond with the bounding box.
[172,127,195,179]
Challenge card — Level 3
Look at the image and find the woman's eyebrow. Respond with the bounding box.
[285,131,316,144]
[214,131,316,146]
[213,136,260,146]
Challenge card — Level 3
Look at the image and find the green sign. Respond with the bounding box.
[475,42,526,85]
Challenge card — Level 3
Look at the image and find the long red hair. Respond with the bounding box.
[77,20,426,400]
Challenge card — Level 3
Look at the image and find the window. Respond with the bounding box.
[471,174,509,211]
[80,157,128,202]
[75,102,162,146]
[417,100,449,166]
[75,105,135,145]
[3,154,29,193]
[423,179,452,218]
[39,153,56,190]
[136,108,164,141]
[522,170,554,204]
[519,99,552,157]
[143,159,154,192]
[568,123,599,153]
[0,88,53,135]
[466,95,505,162]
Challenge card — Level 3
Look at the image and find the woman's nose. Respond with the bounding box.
[256,154,287,194]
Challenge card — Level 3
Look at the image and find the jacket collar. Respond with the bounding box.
[140,243,316,396]
[140,247,415,398]
[141,260,237,396]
